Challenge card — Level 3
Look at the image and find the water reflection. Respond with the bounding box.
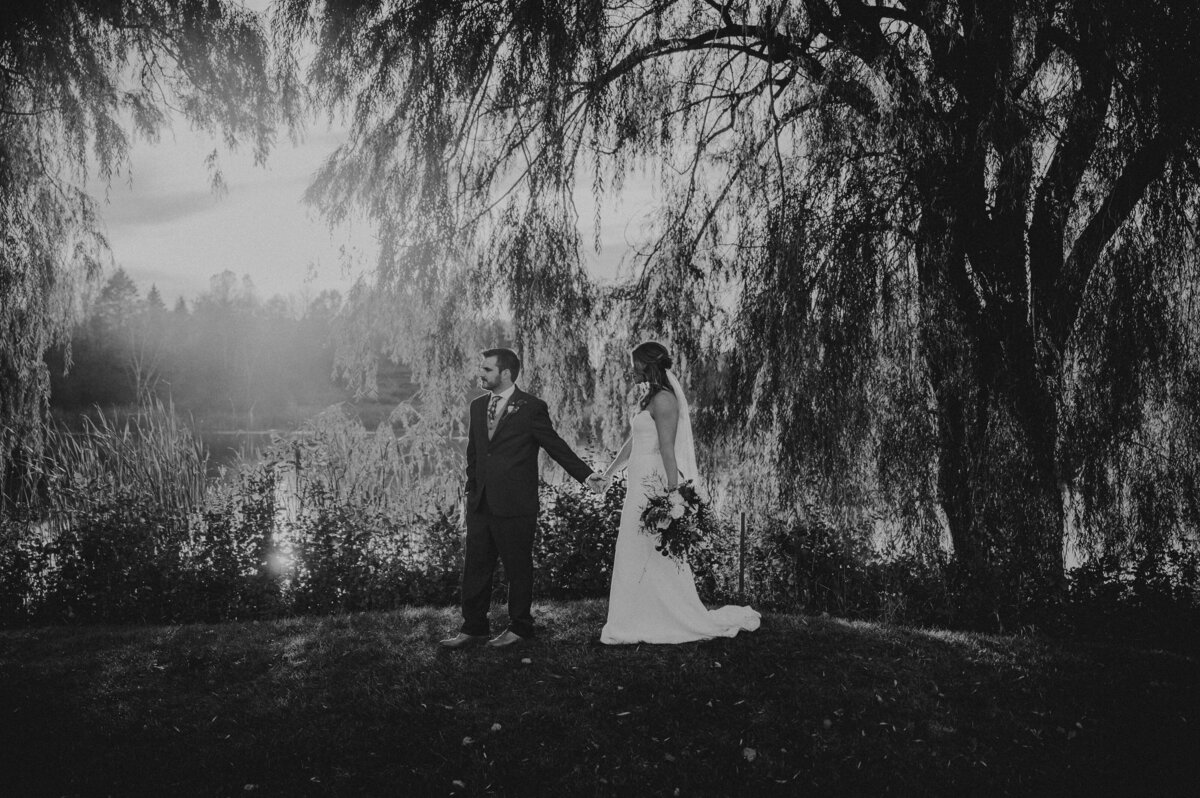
[200,429,282,473]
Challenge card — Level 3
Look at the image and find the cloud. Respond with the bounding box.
[90,109,657,304]
[101,187,226,228]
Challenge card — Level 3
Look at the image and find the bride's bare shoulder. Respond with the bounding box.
[647,387,679,418]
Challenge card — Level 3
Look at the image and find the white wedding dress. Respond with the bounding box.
[600,373,761,645]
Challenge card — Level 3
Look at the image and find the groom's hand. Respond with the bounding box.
[586,473,607,495]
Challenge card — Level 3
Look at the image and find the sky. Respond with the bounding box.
[92,114,661,309]
[91,110,656,309]
[87,0,362,306]
[86,0,659,309]
[92,122,364,306]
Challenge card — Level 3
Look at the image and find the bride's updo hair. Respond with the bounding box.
[632,340,675,409]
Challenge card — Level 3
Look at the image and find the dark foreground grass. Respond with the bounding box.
[1,600,1196,797]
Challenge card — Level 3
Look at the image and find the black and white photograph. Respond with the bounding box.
[1,1,1198,795]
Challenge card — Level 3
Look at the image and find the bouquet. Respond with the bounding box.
[639,479,713,564]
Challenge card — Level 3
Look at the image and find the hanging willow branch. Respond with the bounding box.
[281,0,1200,595]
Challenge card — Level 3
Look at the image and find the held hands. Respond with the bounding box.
[586,472,609,495]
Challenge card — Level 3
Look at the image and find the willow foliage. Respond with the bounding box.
[1,0,300,495]
[281,1,1200,597]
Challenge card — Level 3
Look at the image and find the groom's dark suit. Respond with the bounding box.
[461,387,593,638]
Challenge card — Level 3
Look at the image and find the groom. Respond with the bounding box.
[439,348,603,649]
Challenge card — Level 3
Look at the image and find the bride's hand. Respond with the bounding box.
[586,472,608,495]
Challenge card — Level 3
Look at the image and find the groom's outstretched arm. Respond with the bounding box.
[529,400,594,484]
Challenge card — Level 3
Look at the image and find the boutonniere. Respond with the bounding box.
[505,399,527,416]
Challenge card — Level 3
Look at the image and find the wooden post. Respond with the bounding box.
[739,512,746,602]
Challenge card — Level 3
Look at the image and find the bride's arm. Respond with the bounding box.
[602,436,633,480]
[649,391,680,490]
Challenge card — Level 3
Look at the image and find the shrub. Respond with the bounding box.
[0,509,53,625]
[172,469,286,622]
[1066,546,1200,652]
[285,488,464,613]
[534,477,624,599]
[391,506,464,606]
[38,491,187,623]
[698,509,957,628]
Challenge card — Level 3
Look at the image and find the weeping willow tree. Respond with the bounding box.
[279,0,1200,608]
[0,0,300,498]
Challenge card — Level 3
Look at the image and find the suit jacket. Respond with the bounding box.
[465,387,593,517]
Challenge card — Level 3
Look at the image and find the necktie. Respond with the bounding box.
[487,395,501,438]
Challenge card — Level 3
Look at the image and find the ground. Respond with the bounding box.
[1,599,1196,796]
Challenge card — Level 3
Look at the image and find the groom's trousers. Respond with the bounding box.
[461,494,537,638]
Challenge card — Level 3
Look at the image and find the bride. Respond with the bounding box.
[596,341,761,645]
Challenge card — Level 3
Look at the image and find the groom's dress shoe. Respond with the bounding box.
[487,630,528,648]
[438,633,489,649]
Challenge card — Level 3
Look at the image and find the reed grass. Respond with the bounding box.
[0,396,475,624]
[20,396,462,526]
[269,400,464,518]
[19,397,208,521]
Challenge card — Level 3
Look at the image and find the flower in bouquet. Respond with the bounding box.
[639,478,712,564]
[668,492,686,519]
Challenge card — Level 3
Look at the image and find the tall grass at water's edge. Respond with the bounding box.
[25,398,465,519]
[0,399,471,625]
[20,397,209,520]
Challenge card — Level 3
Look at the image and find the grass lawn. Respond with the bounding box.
[1,600,1196,796]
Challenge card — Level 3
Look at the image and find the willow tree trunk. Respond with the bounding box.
[916,208,992,589]
[925,330,1066,617]
[928,355,987,580]
[1002,355,1068,601]
[917,201,1067,618]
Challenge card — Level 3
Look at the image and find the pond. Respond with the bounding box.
[200,429,286,472]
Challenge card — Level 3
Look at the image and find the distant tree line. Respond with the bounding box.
[44,268,413,430]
